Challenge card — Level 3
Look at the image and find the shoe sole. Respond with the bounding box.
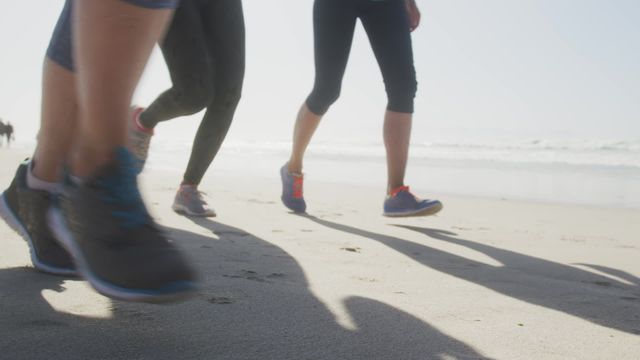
[280,196,306,213]
[383,201,444,218]
[0,192,77,276]
[48,206,197,304]
[172,203,216,217]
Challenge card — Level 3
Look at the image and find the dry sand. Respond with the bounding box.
[1,147,639,360]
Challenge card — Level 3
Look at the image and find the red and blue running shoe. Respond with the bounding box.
[383,186,443,217]
[280,163,306,213]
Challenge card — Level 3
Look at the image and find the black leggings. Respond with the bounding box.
[306,0,417,115]
[140,0,245,185]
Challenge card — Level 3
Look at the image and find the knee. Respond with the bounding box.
[306,84,341,116]
[204,80,243,116]
[220,83,243,108]
[177,94,209,115]
[175,80,215,115]
[386,78,417,114]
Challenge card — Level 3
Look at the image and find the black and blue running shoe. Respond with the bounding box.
[0,159,76,276]
[48,147,198,303]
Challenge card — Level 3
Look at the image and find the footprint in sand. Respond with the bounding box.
[246,199,276,205]
[223,269,268,282]
[215,230,250,238]
[22,319,69,328]
[114,308,156,321]
[206,296,234,305]
[581,280,612,287]
[452,226,472,231]
[266,272,286,279]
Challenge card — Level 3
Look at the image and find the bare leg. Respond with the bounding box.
[71,0,172,177]
[32,59,77,182]
[287,104,322,174]
[49,1,197,302]
[384,110,412,194]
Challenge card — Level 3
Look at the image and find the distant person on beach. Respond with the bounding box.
[130,0,245,217]
[0,119,14,146]
[280,0,443,217]
[0,0,196,303]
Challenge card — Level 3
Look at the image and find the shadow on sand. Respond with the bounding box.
[0,218,490,360]
[306,216,640,336]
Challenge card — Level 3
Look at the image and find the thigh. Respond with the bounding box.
[312,0,358,88]
[359,0,415,87]
[159,1,212,91]
[201,0,246,88]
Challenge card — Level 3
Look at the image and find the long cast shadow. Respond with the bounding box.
[307,216,640,335]
[0,218,491,359]
[0,267,187,359]
[182,218,493,360]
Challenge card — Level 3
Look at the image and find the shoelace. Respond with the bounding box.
[98,149,152,229]
[293,176,304,199]
[182,186,210,205]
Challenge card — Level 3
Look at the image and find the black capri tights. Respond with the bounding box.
[306,0,417,115]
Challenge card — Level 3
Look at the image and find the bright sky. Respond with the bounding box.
[1,0,639,145]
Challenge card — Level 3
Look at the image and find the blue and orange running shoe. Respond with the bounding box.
[383,186,443,217]
[280,163,306,213]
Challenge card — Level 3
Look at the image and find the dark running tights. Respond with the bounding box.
[306,0,417,115]
[140,0,245,185]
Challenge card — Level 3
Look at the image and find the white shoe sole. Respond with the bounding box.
[172,203,216,217]
[383,201,443,218]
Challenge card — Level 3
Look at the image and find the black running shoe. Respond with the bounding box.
[0,159,76,276]
[48,147,197,303]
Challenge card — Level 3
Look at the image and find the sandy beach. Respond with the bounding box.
[1,147,639,360]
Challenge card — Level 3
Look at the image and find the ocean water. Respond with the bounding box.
[142,138,640,210]
[10,137,639,209]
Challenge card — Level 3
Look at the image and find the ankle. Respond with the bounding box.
[179,182,198,191]
[287,161,303,175]
[27,160,61,193]
[70,146,116,178]
[388,185,408,196]
[30,159,62,184]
